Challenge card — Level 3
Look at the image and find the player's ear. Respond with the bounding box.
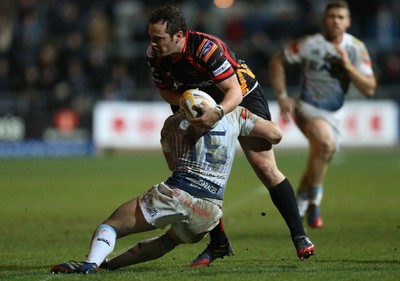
[175,31,184,43]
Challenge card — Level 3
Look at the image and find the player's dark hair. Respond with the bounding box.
[325,0,350,16]
[148,6,187,38]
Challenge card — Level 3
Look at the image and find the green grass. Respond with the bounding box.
[1,148,399,280]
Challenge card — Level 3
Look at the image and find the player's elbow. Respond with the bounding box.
[362,76,377,97]
[364,84,376,97]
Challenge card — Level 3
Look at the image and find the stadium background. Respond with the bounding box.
[0,0,399,157]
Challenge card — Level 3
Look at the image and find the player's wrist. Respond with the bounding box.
[215,104,225,120]
[277,90,288,100]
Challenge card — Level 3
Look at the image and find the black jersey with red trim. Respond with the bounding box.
[147,30,258,103]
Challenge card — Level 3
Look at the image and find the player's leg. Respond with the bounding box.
[190,218,234,267]
[51,197,156,274]
[297,118,336,228]
[103,228,184,270]
[239,136,315,259]
[86,197,157,265]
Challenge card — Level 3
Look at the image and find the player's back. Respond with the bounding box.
[163,107,257,201]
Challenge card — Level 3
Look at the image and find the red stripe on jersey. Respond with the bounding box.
[290,41,299,54]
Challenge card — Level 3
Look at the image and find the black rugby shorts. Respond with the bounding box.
[240,84,271,121]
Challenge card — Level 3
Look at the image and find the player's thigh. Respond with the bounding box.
[302,118,335,148]
[104,197,156,236]
[238,136,284,187]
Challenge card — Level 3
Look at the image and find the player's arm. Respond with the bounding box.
[268,52,297,122]
[191,75,243,129]
[159,89,181,106]
[248,117,282,145]
[335,45,376,97]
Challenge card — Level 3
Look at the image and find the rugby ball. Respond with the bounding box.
[179,89,216,121]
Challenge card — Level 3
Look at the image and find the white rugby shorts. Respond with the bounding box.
[138,182,222,243]
[297,100,344,149]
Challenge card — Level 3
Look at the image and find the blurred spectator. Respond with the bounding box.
[0,0,398,139]
[0,7,14,56]
[365,2,399,48]
[13,6,44,69]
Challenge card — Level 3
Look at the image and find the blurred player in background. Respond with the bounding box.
[268,0,376,228]
[146,6,315,266]
[50,90,283,274]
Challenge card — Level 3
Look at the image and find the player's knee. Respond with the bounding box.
[316,139,335,161]
[252,161,283,187]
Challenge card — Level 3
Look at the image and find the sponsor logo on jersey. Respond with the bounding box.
[197,39,218,62]
[183,80,214,88]
[212,60,231,76]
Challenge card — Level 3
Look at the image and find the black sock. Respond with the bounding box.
[269,178,306,238]
[209,218,228,246]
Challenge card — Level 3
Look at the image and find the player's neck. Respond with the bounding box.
[324,32,344,46]
[169,37,186,59]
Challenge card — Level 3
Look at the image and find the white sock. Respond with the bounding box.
[297,191,309,217]
[86,224,117,266]
[310,186,323,206]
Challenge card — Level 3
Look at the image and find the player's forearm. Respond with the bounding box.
[218,89,242,115]
[345,65,377,97]
[159,89,181,105]
[268,54,288,99]
[216,76,243,115]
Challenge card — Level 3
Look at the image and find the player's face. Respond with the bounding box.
[148,22,182,57]
[323,7,350,39]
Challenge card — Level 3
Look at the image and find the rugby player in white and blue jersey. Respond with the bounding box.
[50,90,301,274]
[268,0,376,228]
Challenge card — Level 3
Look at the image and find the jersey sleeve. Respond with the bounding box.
[195,38,235,83]
[283,38,306,64]
[354,42,374,75]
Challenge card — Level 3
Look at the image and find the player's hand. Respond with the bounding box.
[278,97,296,122]
[190,105,219,129]
[334,45,351,69]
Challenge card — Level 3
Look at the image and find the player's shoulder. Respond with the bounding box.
[300,33,325,45]
[343,33,368,49]
[186,30,223,60]
[163,113,183,129]
[287,33,323,51]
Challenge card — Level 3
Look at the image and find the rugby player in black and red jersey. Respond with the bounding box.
[146,6,315,266]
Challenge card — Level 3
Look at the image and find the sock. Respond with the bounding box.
[269,178,306,238]
[209,218,228,246]
[309,186,323,206]
[106,235,174,270]
[297,190,309,217]
[86,224,117,266]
